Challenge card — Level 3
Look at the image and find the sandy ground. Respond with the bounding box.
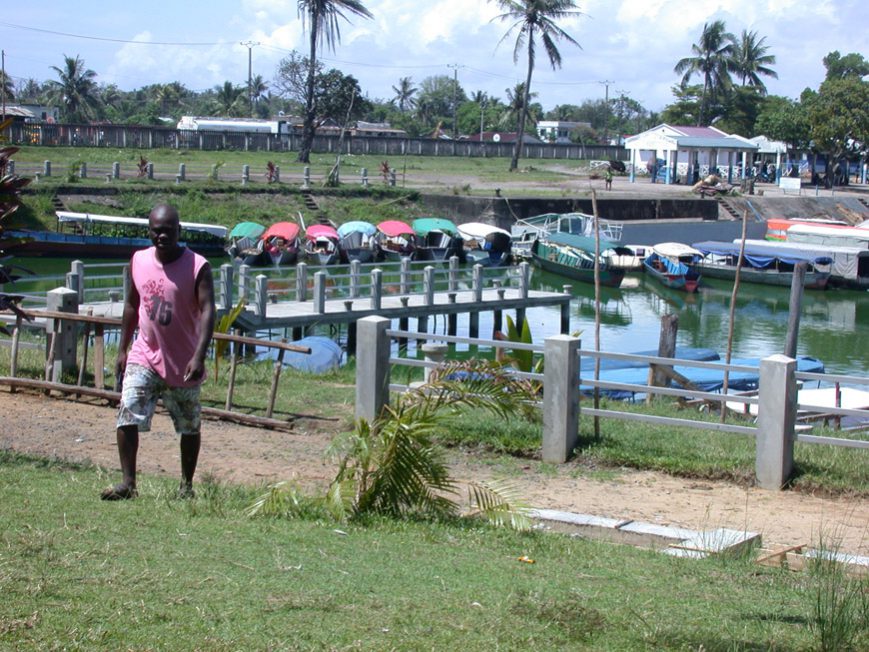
[1,389,866,556]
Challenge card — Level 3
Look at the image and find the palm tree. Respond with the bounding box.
[499,82,538,129]
[391,77,417,113]
[250,75,269,106]
[297,0,373,163]
[674,20,736,126]
[47,54,101,123]
[491,0,582,171]
[731,29,777,93]
[0,71,15,103]
[213,81,246,116]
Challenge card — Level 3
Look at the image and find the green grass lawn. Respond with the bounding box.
[4,451,863,651]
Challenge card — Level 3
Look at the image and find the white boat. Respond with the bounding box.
[457,222,513,267]
[511,212,623,259]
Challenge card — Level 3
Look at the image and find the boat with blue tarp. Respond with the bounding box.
[643,242,702,293]
[692,240,832,289]
[581,355,825,400]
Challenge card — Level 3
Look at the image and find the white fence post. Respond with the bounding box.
[238,264,250,304]
[400,257,410,294]
[371,269,383,310]
[313,271,326,313]
[473,264,483,302]
[255,274,268,317]
[542,335,580,463]
[423,266,435,305]
[219,263,234,309]
[756,354,797,490]
[45,287,79,382]
[356,316,391,421]
[296,262,308,301]
[448,256,459,292]
[350,259,361,298]
[519,261,530,298]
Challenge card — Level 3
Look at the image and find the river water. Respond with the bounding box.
[9,256,868,378]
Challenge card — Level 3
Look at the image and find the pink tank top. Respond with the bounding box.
[127,247,209,387]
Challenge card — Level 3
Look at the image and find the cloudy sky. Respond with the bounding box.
[3,0,866,113]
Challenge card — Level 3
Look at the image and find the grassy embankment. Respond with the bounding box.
[2,450,866,651]
[12,144,595,197]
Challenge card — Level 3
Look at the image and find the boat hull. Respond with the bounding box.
[696,262,830,289]
[530,240,625,288]
[643,256,701,292]
[2,231,225,258]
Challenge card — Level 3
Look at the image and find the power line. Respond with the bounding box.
[0,21,222,46]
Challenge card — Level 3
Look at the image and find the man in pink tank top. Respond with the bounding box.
[101,204,215,500]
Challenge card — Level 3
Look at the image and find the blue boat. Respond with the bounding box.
[643,242,702,293]
[581,355,825,400]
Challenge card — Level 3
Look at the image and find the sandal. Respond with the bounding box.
[100,484,138,501]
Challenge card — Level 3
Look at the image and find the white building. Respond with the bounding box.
[536,120,591,144]
[624,124,758,184]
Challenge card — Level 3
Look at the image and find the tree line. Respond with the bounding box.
[2,2,867,173]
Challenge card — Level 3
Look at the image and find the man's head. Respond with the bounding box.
[148,204,183,261]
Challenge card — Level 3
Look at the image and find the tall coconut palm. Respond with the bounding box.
[731,29,777,93]
[391,77,417,113]
[674,20,736,126]
[297,0,373,163]
[491,0,582,171]
[47,54,101,123]
[214,81,246,116]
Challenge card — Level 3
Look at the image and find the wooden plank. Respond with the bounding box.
[756,544,805,567]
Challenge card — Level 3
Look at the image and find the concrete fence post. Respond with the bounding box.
[122,264,131,305]
[519,261,530,298]
[112,161,120,179]
[43,160,51,177]
[296,262,308,301]
[542,335,580,463]
[756,354,797,490]
[421,343,448,383]
[448,256,459,292]
[219,263,234,310]
[254,274,268,317]
[350,259,361,298]
[178,163,186,181]
[473,264,483,302]
[400,257,411,294]
[45,287,79,382]
[146,162,154,180]
[69,260,85,303]
[238,264,251,303]
[242,164,250,186]
[303,166,310,188]
[423,266,435,305]
[6,160,12,175]
[274,165,280,182]
[371,269,383,310]
[361,167,368,188]
[79,162,87,179]
[389,168,396,187]
[355,316,391,422]
[313,271,326,313]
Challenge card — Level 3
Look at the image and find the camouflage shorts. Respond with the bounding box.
[116,363,201,436]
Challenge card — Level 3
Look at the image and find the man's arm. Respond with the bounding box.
[184,264,216,382]
[115,275,140,379]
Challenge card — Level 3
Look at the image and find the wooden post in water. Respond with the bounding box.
[784,263,807,358]
[647,314,679,403]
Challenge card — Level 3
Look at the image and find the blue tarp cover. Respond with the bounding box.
[692,241,833,268]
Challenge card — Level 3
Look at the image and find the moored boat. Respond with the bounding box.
[256,221,301,267]
[529,232,626,288]
[742,239,869,289]
[226,221,266,265]
[457,222,513,267]
[692,240,832,289]
[511,211,623,259]
[337,221,377,263]
[304,224,340,265]
[3,211,227,258]
[643,242,702,292]
[412,217,464,262]
[376,220,416,261]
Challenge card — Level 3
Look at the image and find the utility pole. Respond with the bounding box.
[447,63,460,140]
[600,80,613,146]
[1,50,6,126]
[480,97,486,142]
[241,41,259,117]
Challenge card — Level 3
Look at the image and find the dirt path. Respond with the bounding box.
[1,390,867,555]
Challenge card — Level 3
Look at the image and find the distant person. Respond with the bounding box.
[604,166,613,190]
[647,158,657,183]
[102,204,216,500]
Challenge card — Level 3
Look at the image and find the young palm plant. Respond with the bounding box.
[250,360,539,529]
